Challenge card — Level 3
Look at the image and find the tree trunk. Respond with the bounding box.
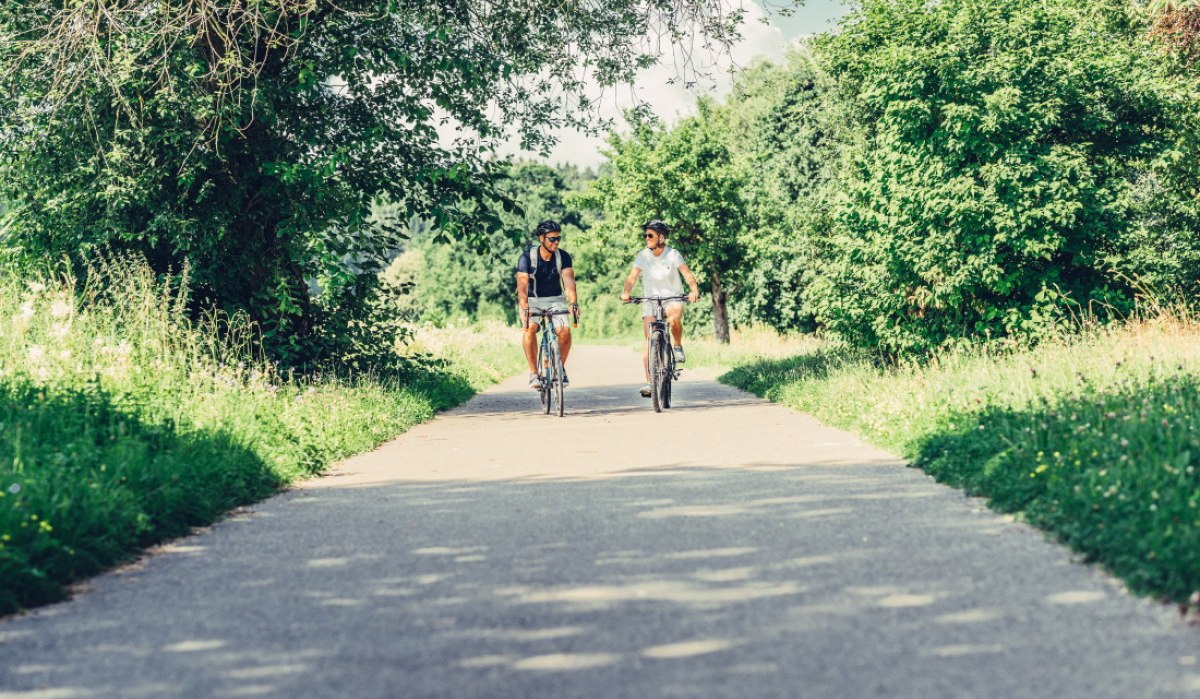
[710,269,730,344]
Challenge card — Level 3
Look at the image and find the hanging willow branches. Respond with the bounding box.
[2,0,317,135]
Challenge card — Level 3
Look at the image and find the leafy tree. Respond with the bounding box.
[0,0,756,365]
[809,0,1185,357]
[720,47,844,333]
[384,162,596,326]
[582,103,746,342]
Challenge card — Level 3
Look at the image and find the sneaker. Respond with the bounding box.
[529,372,542,390]
[561,370,569,387]
[639,383,652,398]
[673,345,686,363]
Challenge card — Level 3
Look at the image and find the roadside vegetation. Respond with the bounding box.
[721,314,1200,605]
[0,255,521,614]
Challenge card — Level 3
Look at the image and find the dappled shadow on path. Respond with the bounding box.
[3,462,1197,698]
[442,380,764,421]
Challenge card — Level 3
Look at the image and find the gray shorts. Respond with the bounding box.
[527,296,570,331]
[642,300,684,319]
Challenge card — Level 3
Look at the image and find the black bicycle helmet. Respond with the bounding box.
[643,219,670,236]
[534,219,562,237]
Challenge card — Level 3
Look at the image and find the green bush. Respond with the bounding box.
[806,0,1190,356]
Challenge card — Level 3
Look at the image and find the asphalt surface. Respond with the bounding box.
[0,344,1197,699]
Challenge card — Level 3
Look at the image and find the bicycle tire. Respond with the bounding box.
[538,340,551,414]
[649,331,664,413]
[551,341,565,417]
[661,342,673,409]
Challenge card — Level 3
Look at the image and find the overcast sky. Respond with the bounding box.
[522,0,852,169]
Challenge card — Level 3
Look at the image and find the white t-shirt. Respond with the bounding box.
[635,246,686,297]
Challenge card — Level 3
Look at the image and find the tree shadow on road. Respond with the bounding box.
[3,462,1193,699]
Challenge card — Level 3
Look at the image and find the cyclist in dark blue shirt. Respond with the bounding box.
[516,220,579,389]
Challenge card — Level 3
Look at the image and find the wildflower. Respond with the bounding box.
[8,483,20,495]
[27,345,46,363]
[14,302,35,327]
[27,282,45,294]
[49,298,72,319]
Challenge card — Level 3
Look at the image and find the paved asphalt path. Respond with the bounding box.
[1,344,1197,699]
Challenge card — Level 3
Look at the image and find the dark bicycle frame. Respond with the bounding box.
[627,295,689,413]
[527,309,572,417]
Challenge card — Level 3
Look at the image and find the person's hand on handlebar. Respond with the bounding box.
[620,291,631,303]
[688,289,699,304]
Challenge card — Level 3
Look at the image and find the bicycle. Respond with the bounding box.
[527,308,574,417]
[626,295,689,413]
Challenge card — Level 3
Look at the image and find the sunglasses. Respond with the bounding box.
[546,236,561,243]
[643,233,657,240]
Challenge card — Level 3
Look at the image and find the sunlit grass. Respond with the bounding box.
[720,315,1200,605]
[685,326,829,368]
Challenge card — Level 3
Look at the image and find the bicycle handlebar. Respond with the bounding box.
[625,295,690,304]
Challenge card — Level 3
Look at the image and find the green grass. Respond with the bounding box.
[0,255,522,614]
[719,320,1200,605]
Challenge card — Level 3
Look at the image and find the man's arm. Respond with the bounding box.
[516,272,531,325]
[621,266,641,301]
[561,268,578,306]
[678,263,700,303]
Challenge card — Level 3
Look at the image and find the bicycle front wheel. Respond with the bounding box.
[658,339,673,409]
[551,340,565,417]
[538,341,551,414]
[661,345,673,409]
[649,332,665,413]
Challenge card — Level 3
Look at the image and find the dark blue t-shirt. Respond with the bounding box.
[516,247,573,298]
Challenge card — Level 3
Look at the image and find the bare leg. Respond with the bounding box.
[556,326,572,364]
[523,324,539,372]
[668,305,684,346]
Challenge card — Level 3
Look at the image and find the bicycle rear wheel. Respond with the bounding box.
[649,332,665,413]
[551,341,565,417]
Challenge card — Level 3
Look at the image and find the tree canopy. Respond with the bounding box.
[0,0,756,365]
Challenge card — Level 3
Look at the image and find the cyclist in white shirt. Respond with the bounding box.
[620,220,700,397]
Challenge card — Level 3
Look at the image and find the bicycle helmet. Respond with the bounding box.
[643,220,670,236]
[534,219,562,237]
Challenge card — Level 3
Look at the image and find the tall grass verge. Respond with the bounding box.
[0,254,521,614]
[720,318,1200,606]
